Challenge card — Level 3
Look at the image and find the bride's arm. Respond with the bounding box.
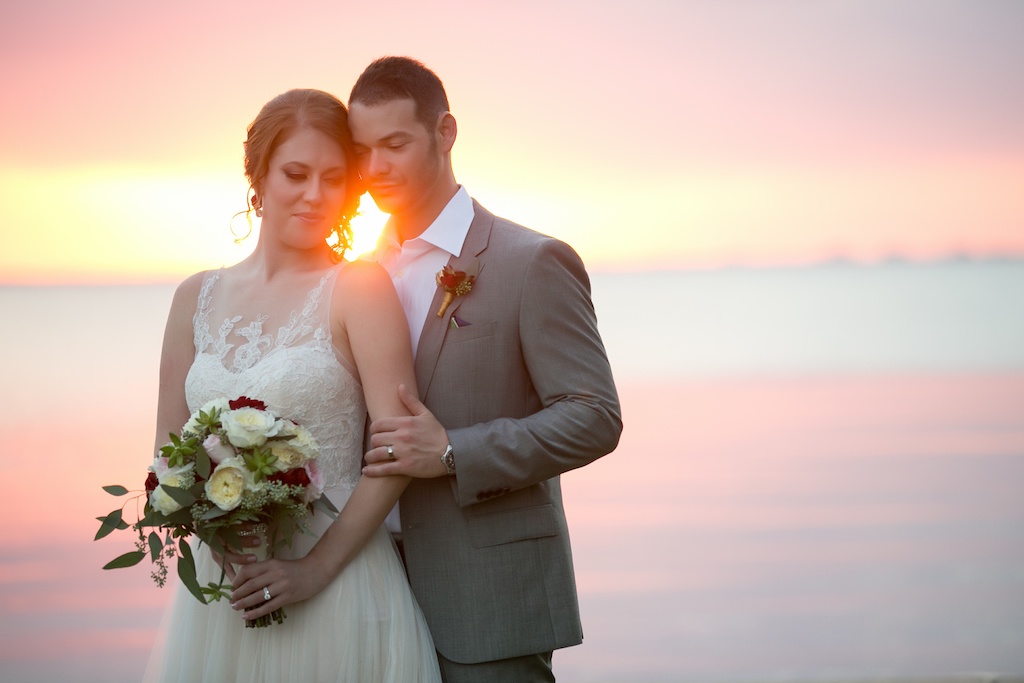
[231,261,416,619]
[154,273,205,456]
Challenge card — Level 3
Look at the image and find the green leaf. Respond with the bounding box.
[102,485,129,496]
[147,532,163,561]
[201,507,230,522]
[94,510,124,541]
[201,581,233,603]
[195,441,212,480]
[163,485,197,507]
[153,508,196,529]
[177,539,206,604]
[103,550,145,569]
[317,494,339,517]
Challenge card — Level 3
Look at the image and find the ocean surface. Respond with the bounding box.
[1,259,1023,682]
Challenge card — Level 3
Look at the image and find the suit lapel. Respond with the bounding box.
[414,201,493,399]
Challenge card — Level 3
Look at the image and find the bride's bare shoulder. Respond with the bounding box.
[333,259,394,295]
[167,270,214,316]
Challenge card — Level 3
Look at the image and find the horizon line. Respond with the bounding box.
[3,251,1023,287]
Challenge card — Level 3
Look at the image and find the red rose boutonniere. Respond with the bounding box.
[435,261,479,317]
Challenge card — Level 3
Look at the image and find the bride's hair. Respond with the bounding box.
[242,89,363,261]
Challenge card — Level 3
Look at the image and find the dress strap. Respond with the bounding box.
[192,270,222,355]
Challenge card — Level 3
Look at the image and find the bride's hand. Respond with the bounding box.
[229,555,331,621]
[208,527,263,581]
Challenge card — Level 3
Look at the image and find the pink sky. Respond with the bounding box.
[1,0,1022,283]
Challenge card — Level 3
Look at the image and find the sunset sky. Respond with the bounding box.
[1,0,1022,284]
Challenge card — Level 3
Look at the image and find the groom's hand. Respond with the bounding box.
[364,384,450,479]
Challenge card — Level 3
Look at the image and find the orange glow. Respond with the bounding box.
[2,3,1023,284]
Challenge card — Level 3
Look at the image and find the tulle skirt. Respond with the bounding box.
[143,489,440,683]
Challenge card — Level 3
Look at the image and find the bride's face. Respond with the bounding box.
[259,126,349,252]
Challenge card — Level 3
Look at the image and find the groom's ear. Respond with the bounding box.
[436,112,457,153]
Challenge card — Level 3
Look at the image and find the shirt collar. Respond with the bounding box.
[378,186,474,258]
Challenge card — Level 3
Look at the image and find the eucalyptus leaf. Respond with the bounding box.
[148,532,163,562]
[103,550,145,569]
[154,507,195,527]
[201,506,230,521]
[102,485,129,496]
[94,509,124,541]
[195,441,212,480]
[317,494,339,517]
[163,485,197,507]
[177,539,206,604]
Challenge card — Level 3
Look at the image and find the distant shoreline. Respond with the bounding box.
[3,253,1024,288]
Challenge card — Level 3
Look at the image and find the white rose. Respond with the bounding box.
[205,458,249,511]
[221,408,281,449]
[149,463,195,515]
[277,421,319,461]
[202,433,236,464]
[268,440,307,471]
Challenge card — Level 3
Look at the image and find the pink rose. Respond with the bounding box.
[303,460,324,503]
[203,434,236,464]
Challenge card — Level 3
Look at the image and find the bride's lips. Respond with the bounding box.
[294,212,324,223]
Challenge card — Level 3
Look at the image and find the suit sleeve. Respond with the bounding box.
[447,237,622,506]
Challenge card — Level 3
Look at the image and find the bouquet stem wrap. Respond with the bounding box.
[239,524,286,628]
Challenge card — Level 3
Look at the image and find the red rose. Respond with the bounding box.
[270,468,311,488]
[438,266,465,289]
[145,471,159,493]
[229,396,266,411]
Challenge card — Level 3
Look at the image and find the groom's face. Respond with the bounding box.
[349,98,443,220]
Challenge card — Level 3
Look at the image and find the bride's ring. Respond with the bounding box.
[263,587,272,601]
[386,445,395,460]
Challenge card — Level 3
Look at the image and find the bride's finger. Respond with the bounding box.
[230,575,265,608]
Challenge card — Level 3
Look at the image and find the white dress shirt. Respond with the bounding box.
[370,186,474,532]
[373,186,474,355]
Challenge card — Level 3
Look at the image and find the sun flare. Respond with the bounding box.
[348,194,388,260]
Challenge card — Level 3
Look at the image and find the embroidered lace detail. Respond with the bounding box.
[184,266,364,490]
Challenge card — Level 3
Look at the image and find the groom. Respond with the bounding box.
[351,56,622,682]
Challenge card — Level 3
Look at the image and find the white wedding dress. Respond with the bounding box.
[144,265,440,683]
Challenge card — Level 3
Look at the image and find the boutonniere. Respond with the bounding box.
[435,260,479,317]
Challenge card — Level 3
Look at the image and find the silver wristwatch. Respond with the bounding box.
[440,443,456,475]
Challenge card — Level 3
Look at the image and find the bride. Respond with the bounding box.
[144,88,441,682]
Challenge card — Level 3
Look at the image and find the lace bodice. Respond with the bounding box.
[184,266,365,491]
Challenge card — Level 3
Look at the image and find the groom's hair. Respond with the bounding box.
[349,56,450,133]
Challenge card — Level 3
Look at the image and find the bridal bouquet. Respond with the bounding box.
[96,396,336,627]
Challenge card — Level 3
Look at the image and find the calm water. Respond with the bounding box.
[1,260,1023,682]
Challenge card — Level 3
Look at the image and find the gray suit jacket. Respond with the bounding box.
[400,200,622,664]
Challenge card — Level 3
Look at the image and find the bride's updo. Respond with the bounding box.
[243,89,362,260]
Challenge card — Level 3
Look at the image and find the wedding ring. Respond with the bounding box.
[386,445,395,460]
[263,587,272,601]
